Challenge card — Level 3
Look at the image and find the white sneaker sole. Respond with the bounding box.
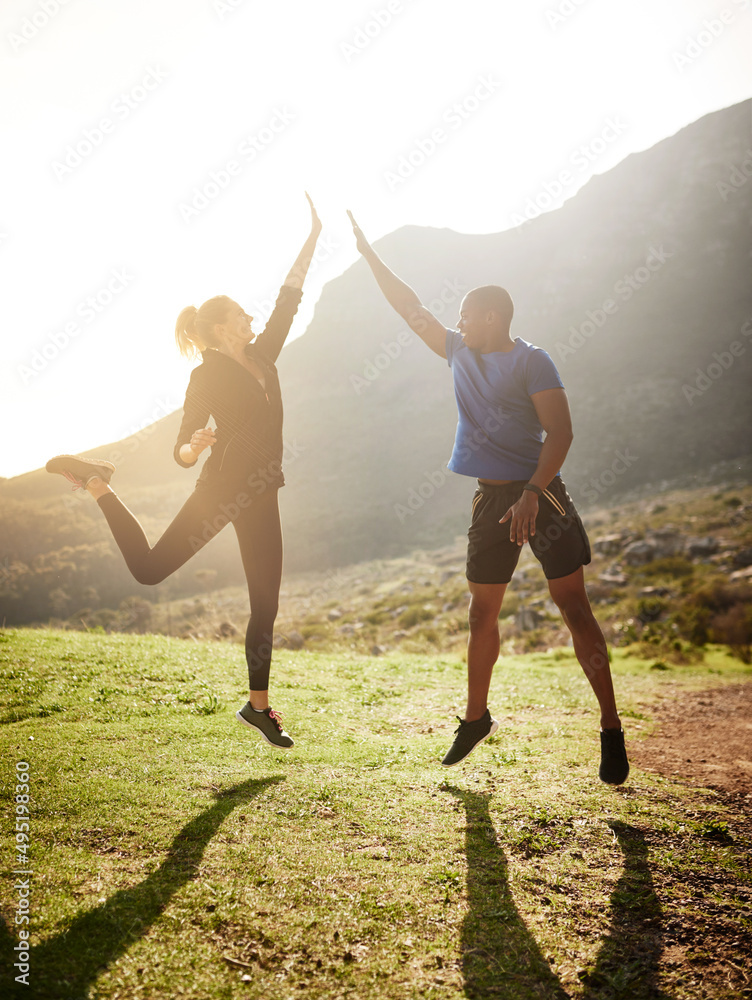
[441,718,499,768]
[46,455,116,485]
[235,710,294,749]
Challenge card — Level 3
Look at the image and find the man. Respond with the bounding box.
[348,211,628,784]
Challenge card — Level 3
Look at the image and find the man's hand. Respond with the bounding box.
[345,208,447,357]
[347,209,372,257]
[306,191,322,238]
[500,490,539,546]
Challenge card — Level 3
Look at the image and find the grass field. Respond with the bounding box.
[1,628,751,999]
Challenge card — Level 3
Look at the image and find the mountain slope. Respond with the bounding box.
[2,98,751,621]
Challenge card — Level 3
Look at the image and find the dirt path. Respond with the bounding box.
[629,681,752,798]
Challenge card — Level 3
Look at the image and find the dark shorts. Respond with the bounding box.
[466,477,591,585]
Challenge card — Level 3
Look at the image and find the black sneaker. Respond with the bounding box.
[441,709,499,767]
[236,703,294,749]
[599,728,629,785]
[46,454,115,490]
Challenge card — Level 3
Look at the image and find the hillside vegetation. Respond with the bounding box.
[6,474,752,670]
[2,99,751,600]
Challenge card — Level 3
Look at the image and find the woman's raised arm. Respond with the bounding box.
[253,194,322,363]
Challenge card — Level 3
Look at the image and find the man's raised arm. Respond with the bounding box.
[347,210,447,358]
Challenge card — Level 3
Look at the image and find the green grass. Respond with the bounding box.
[1,628,750,999]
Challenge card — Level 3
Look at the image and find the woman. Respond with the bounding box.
[46,195,322,750]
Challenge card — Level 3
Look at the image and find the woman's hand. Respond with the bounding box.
[190,427,216,457]
[347,209,372,256]
[282,194,322,290]
[306,191,322,238]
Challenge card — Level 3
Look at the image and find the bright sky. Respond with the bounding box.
[2,0,751,479]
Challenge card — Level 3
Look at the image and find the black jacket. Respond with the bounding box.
[173,285,303,493]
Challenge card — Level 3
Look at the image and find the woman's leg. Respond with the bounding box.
[93,482,231,586]
[232,488,283,707]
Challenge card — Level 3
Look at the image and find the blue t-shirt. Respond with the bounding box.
[445,330,564,480]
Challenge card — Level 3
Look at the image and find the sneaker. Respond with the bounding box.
[441,708,499,767]
[46,454,115,490]
[236,703,294,749]
[599,728,629,785]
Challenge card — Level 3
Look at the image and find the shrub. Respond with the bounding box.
[398,605,435,628]
[635,595,668,623]
[673,580,752,656]
[710,604,752,663]
[639,556,694,580]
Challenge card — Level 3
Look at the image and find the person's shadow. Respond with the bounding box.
[1,776,282,1000]
[448,788,670,1000]
[581,820,669,1000]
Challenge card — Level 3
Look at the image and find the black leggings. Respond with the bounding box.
[97,486,282,691]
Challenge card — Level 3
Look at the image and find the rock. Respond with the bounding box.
[592,533,625,556]
[599,572,628,586]
[392,630,408,639]
[370,645,386,656]
[327,609,343,621]
[216,621,237,638]
[440,567,462,582]
[729,566,752,582]
[338,624,356,635]
[732,547,752,568]
[277,630,305,650]
[647,527,684,557]
[729,502,752,525]
[622,540,657,565]
[639,586,671,598]
[686,536,720,558]
[515,608,541,631]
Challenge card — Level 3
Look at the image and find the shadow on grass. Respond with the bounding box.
[448,787,569,999]
[580,821,670,1000]
[1,776,282,1000]
[448,791,668,1000]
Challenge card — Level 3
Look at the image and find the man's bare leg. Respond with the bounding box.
[547,567,620,729]
[465,581,508,721]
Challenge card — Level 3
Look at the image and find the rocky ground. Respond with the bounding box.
[154,481,752,661]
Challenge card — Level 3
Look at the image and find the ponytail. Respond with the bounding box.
[174,294,235,359]
[175,305,202,359]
